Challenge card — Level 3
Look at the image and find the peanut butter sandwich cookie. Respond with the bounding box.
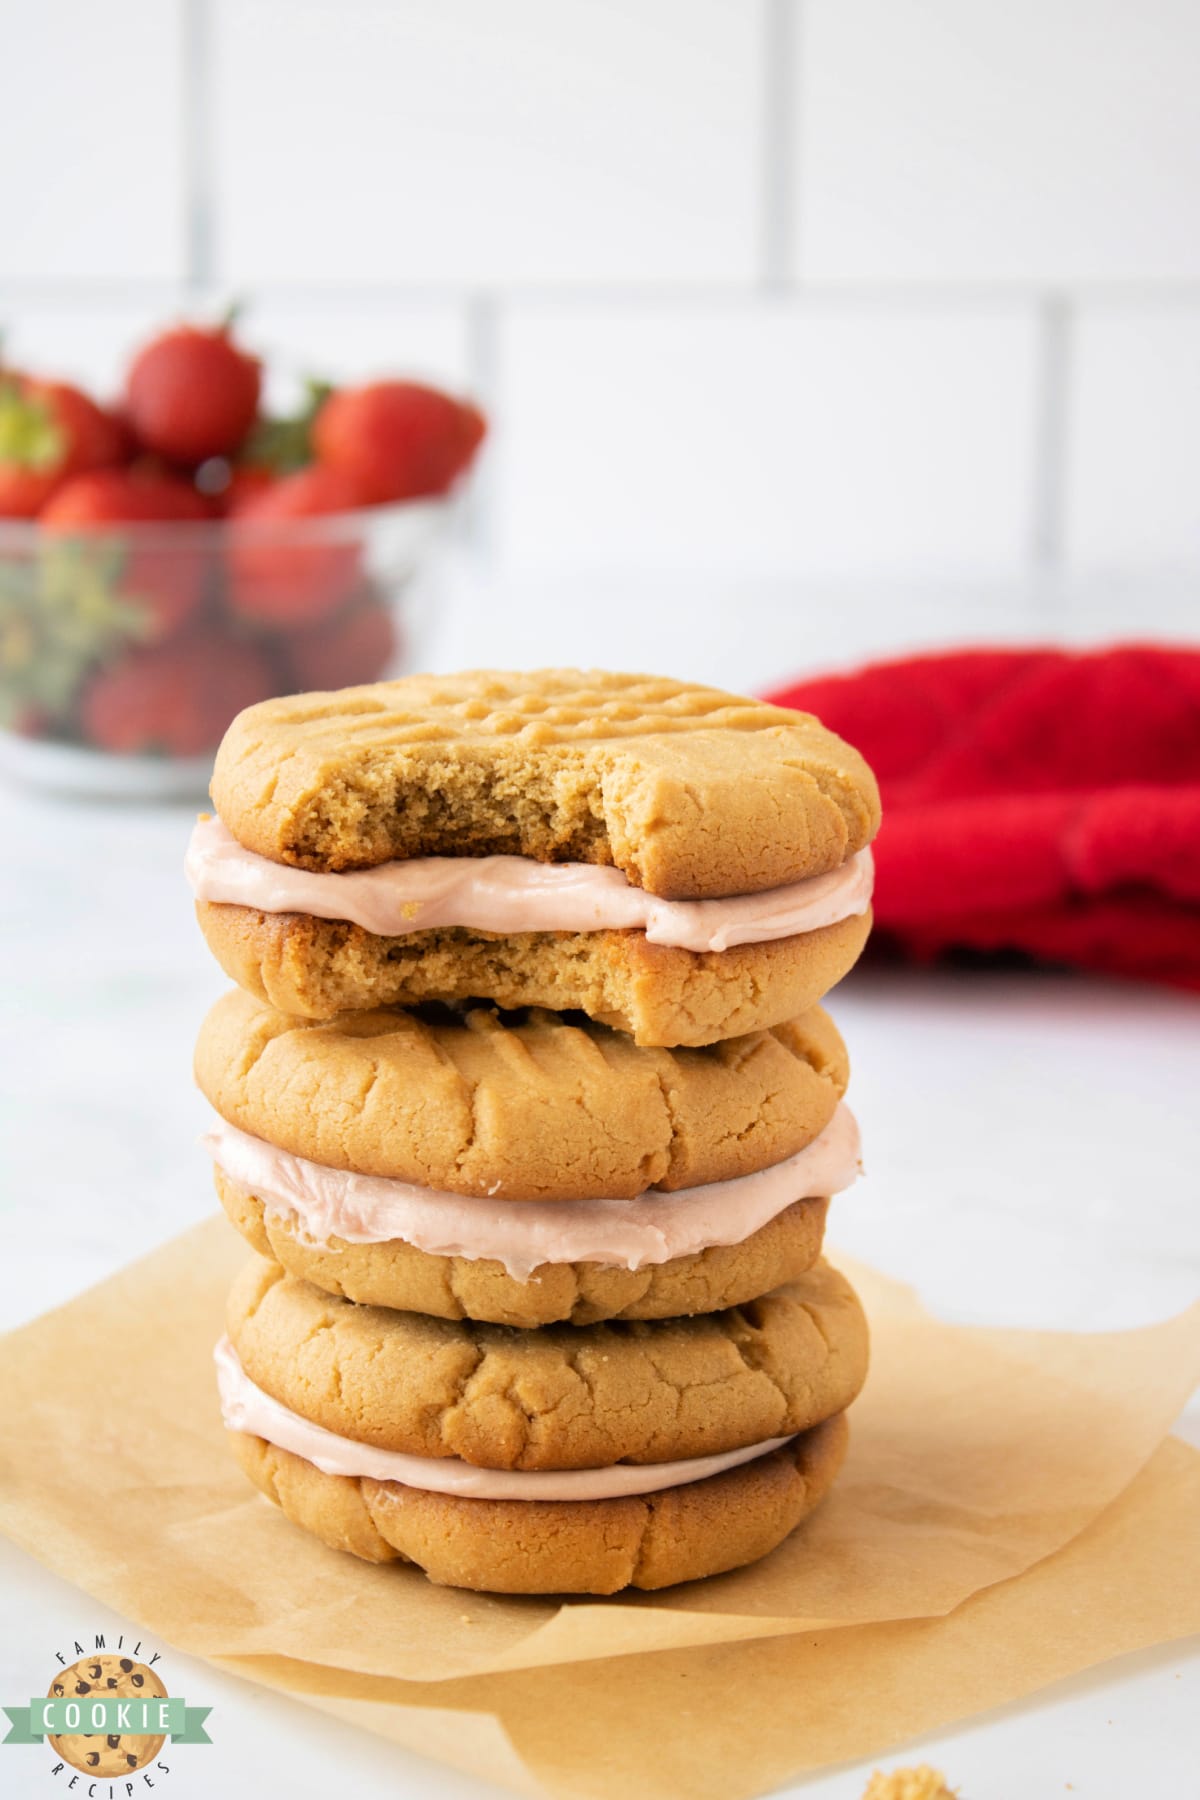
[197,990,858,1325]
[189,669,880,1043]
[217,1255,868,1593]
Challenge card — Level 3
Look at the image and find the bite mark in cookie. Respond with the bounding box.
[209,668,880,897]
[194,888,872,1044]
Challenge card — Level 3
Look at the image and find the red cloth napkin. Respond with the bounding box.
[765,645,1200,989]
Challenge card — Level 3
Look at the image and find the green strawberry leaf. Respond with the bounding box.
[0,379,64,471]
[243,377,334,474]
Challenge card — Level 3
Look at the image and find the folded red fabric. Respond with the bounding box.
[765,645,1200,989]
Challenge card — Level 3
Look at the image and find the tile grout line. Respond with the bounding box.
[760,0,800,290]
[181,0,216,296]
[1030,293,1074,583]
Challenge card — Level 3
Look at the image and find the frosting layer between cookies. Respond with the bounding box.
[215,1336,795,1499]
[205,1102,861,1281]
[187,816,873,952]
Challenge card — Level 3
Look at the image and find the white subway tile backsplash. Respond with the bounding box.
[1066,306,1200,569]
[493,301,1038,576]
[211,0,764,286]
[3,0,1196,596]
[0,1,186,281]
[797,0,1200,284]
[431,560,1200,687]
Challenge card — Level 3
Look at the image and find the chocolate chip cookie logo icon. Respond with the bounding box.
[2,1637,211,1784]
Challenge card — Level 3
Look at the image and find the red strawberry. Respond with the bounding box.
[313,380,485,503]
[217,462,278,514]
[125,321,261,465]
[41,468,211,642]
[0,375,126,517]
[42,467,210,528]
[226,464,369,626]
[79,632,276,757]
[281,594,398,692]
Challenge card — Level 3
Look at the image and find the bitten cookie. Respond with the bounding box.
[209,668,881,896]
[225,1254,869,1470]
[229,1410,850,1594]
[195,990,850,1199]
[194,898,873,1046]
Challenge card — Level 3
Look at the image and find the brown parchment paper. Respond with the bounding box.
[0,1214,1197,1690]
[212,1436,1200,1800]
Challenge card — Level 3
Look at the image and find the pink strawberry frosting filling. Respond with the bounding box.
[186,815,872,953]
[206,1102,861,1281]
[215,1335,796,1501]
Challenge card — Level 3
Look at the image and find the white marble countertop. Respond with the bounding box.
[2,592,1199,1795]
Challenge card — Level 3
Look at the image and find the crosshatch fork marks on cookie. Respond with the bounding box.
[194,991,851,1200]
[210,669,881,896]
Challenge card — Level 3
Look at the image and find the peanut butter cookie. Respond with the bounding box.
[195,991,850,1199]
[209,668,880,897]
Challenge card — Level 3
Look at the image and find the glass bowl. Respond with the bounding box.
[0,498,449,799]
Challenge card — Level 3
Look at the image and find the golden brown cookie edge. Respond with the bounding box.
[228,1410,850,1593]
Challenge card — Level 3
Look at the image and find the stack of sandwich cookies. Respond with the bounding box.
[190,669,881,1593]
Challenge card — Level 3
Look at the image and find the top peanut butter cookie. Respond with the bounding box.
[210,668,881,899]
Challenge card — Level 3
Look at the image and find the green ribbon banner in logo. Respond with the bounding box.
[4,1697,212,1745]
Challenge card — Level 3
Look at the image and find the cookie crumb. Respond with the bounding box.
[862,1768,957,1800]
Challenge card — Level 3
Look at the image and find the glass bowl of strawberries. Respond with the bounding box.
[0,317,485,797]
